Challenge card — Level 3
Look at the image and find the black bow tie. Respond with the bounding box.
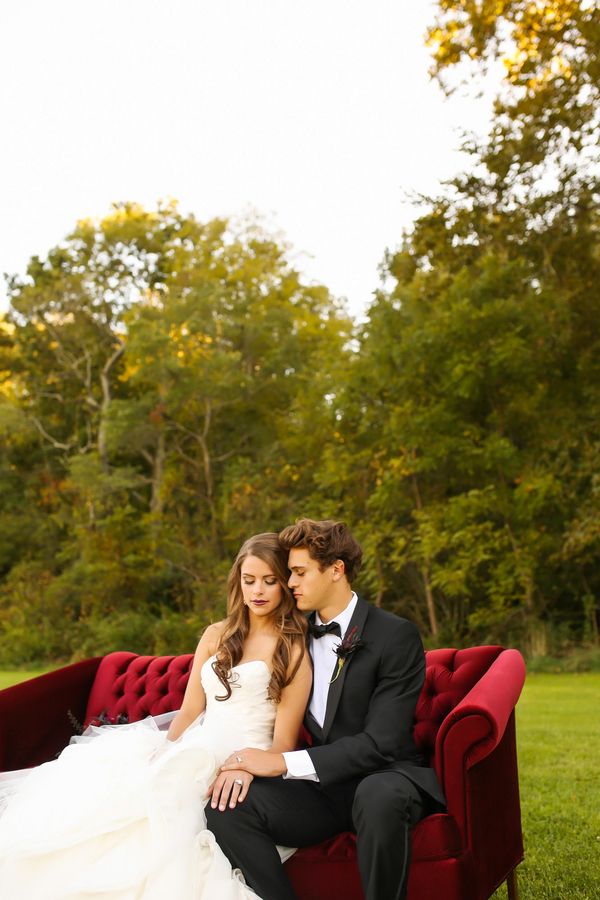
[309,621,342,639]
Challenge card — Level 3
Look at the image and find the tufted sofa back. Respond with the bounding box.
[85,652,194,726]
[413,646,503,762]
[85,645,505,764]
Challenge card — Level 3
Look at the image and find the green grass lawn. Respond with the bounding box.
[1,668,598,897]
[0,669,51,690]
[492,673,600,900]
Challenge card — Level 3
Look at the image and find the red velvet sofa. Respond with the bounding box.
[0,645,525,900]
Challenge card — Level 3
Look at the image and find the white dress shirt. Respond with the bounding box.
[282,592,358,780]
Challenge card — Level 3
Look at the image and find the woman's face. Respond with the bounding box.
[240,554,284,618]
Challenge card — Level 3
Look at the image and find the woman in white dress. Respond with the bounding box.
[0,532,312,900]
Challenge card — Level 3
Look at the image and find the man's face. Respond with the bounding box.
[287,547,334,613]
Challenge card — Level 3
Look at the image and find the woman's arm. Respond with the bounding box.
[219,645,312,777]
[269,647,313,753]
[210,644,312,809]
[166,622,223,742]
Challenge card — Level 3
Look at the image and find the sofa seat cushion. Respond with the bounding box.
[412,813,462,861]
[291,813,462,866]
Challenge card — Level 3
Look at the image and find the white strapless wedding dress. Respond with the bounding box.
[0,656,291,899]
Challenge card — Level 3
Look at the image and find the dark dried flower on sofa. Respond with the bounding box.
[67,708,129,736]
[67,709,84,736]
[89,710,130,728]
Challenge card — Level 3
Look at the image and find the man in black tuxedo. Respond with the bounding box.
[209,518,445,900]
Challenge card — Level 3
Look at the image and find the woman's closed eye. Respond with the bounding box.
[242,577,278,585]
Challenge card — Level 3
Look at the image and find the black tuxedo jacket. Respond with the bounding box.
[304,597,445,806]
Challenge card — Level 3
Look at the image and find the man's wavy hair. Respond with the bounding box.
[278,518,363,584]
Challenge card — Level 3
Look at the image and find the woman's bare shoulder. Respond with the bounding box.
[196,620,228,656]
[288,639,312,676]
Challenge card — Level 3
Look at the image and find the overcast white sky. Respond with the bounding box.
[0,1,499,319]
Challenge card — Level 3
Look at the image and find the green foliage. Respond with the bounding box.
[316,0,600,650]
[427,0,599,183]
[72,609,210,661]
[526,647,600,673]
[0,204,350,663]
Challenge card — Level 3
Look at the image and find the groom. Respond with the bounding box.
[208,518,445,900]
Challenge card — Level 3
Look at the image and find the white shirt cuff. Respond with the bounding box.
[282,749,319,781]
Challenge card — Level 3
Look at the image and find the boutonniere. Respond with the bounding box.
[330,625,365,683]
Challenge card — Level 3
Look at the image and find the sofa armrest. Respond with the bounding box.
[434,649,525,841]
[0,658,102,771]
[435,649,525,773]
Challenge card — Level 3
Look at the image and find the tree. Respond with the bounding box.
[0,204,350,663]
[328,0,600,649]
[427,0,599,176]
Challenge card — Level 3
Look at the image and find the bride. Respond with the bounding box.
[0,532,312,899]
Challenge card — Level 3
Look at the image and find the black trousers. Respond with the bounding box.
[205,771,425,900]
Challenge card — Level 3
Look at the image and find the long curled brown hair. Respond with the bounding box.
[212,532,307,702]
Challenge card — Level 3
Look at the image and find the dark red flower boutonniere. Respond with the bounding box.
[330,625,365,684]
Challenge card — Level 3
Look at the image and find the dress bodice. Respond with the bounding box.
[197,656,276,765]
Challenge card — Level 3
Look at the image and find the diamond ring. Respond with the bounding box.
[234,778,244,786]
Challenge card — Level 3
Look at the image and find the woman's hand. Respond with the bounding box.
[221,748,287,778]
[208,769,253,810]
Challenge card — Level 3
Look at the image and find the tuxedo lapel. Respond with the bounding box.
[304,709,323,743]
[306,612,316,707]
[303,612,319,739]
[321,597,369,741]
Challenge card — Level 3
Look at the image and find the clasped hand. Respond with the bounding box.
[207,768,253,811]
[207,748,287,812]
[221,747,286,778]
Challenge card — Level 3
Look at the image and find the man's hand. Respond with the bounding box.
[221,748,287,778]
[208,769,254,811]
